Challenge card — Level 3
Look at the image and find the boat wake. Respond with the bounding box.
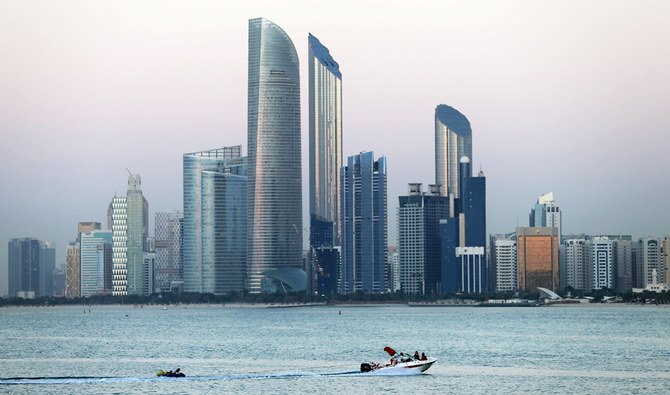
[0,369,424,385]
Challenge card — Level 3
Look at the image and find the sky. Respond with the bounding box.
[1,0,669,295]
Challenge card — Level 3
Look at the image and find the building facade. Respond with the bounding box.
[529,193,562,242]
[586,237,614,291]
[79,230,113,297]
[638,237,663,287]
[154,211,183,293]
[8,238,54,298]
[398,183,449,295]
[65,242,81,298]
[340,151,387,293]
[125,174,149,296]
[434,104,472,198]
[308,33,342,246]
[517,227,559,291]
[561,238,587,291]
[248,18,303,293]
[490,234,517,292]
[110,196,128,295]
[183,146,247,295]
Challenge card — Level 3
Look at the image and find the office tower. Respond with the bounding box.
[38,241,55,297]
[529,193,562,242]
[387,246,400,292]
[110,196,128,295]
[663,237,669,286]
[313,246,341,296]
[79,230,113,297]
[398,183,449,294]
[66,242,81,298]
[53,265,66,297]
[154,211,183,293]
[614,239,633,292]
[340,151,387,293]
[183,146,247,294]
[440,157,488,294]
[309,33,342,247]
[125,174,149,295]
[638,237,663,286]
[586,237,614,291]
[248,18,303,293]
[8,238,53,298]
[490,234,517,292]
[143,252,155,294]
[517,227,559,291]
[434,105,472,198]
[561,238,587,291]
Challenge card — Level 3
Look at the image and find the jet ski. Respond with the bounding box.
[157,369,185,378]
[360,347,436,373]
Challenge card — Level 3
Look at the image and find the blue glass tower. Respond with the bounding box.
[340,151,387,293]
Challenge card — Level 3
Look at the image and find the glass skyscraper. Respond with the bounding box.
[340,151,388,293]
[110,196,127,295]
[80,230,112,297]
[8,238,54,298]
[154,211,183,293]
[183,146,247,294]
[125,174,149,296]
[308,33,342,246]
[247,18,303,293]
[435,104,472,198]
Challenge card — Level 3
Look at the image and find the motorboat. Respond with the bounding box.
[156,369,185,378]
[360,347,436,374]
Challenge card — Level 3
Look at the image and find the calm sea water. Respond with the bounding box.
[1,304,669,394]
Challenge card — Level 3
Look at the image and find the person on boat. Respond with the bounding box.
[413,351,420,360]
[421,352,427,361]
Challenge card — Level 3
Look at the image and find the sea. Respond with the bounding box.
[1,304,669,394]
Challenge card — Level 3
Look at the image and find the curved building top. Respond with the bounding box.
[308,33,341,79]
[435,104,471,137]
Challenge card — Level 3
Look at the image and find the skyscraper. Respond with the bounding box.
[440,157,487,294]
[8,238,54,298]
[614,238,633,292]
[247,18,303,293]
[125,174,149,295]
[638,237,663,287]
[110,196,127,295]
[398,183,449,294]
[183,146,247,294]
[529,193,562,242]
[434,105,472,198]
[308,33,342,246]
[80,230,113,297]
[65,242,81,298]
[154,211,183,293]
[340,151,387,293]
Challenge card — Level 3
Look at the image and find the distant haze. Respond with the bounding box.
[1,0,669,295]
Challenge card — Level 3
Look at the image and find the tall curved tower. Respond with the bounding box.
[247,18,302,293]
[308,33,342,245]
[434,104,472,197]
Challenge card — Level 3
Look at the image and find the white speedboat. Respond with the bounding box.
[361,347,436,374]
[360,358,436,374]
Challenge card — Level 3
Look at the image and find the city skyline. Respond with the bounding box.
[1,1,670,295]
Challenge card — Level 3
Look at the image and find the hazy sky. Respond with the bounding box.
[1,0,669,295]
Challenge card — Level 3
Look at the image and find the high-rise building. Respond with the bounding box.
[387,246,400,293]
[638,237,663,287]
[490,234,517,293]
[80,230,113,297]
[529,193,562,242]
[340,151,387,293]
[561,238,587,291]
[586,237,614,291]
[65,242,81,298]
[308,33,342,247]
[183,146,247,294]
[154,211,183,293]
[663,237,669,286]
[614,239,634,292]
[517,227,559,291]
[434,105,472,198]
[440,157,487,294]
[125,174,149,296]
[8,238,54,298]
[247,18,303,293]
[110,196,128,295]
[398,183,449,295]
